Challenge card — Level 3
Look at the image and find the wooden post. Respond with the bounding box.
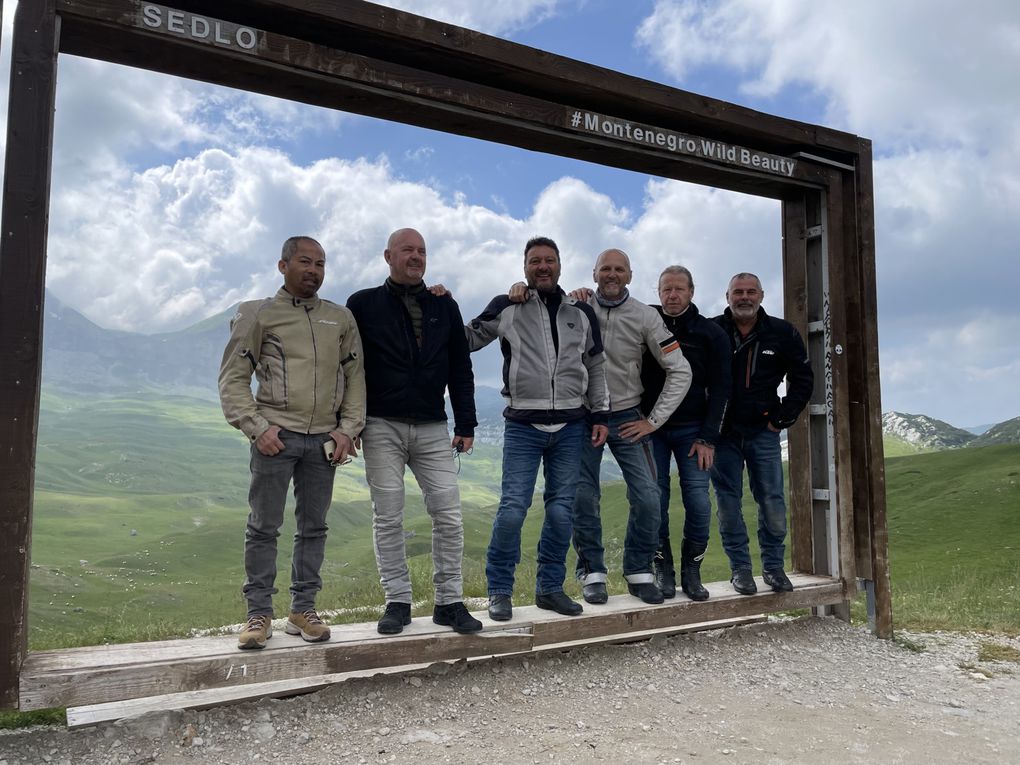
[0,0,60,709]
[782,193,814,575]
[854,140,893,638]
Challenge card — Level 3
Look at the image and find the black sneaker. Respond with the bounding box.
[377,602,412,634]
[433,601,483,633]
[763,568,794,592]
[730,569,757,595]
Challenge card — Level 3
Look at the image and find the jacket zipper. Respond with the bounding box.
[305,307,318,432]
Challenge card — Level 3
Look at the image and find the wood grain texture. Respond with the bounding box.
[854,140,893,638]
[782,194,814,574]
[0,0,59,711]
[55,0,833,199]
[22,576,841,710]
[66,615,766,727]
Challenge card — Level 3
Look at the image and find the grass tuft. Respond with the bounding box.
[977,642,1020,663]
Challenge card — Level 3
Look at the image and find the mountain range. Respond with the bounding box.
[881,411,1020,452]
[39,291,1019,449]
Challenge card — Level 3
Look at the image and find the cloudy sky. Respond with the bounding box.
[1,0,1018,427]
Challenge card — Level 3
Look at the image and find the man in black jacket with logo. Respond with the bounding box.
[711,272,813,595]
[347,228,480,635]
[641,265,730,602]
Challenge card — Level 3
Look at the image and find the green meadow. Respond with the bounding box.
[27,390,1020,652]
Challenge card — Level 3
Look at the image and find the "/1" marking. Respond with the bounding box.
[225,663,248,680]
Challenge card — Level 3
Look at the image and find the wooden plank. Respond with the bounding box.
[854,139,893,638]
[0,0,60,711]
[67,614,766,728]
[782,194,814,574]
[55,0,833,199]
[66,660,437,728]
[20,622,532,711]
[23,576,841,711]
[531,574,843,646]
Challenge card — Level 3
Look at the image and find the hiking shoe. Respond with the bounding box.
[433,601,483,634]
[731,569,758,595]
[377,602,412,634]
[238,614,272,650]
[763,568,794,592]
[285,609,331,642]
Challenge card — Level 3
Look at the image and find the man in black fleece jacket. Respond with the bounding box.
[347,228,480,635]
[710,272,813,595]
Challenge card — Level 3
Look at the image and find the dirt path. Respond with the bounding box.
[2,616,1018,764]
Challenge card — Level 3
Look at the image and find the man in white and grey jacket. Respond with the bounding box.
[466,236,609,622]
[567,249,692,604]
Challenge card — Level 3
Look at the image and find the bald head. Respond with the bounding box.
[593,248,632,301]
[385,228,427,285]
[594,248,631,271]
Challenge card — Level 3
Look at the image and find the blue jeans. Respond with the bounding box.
[651,423,712,547]
[486,419,584,597]
[572,408,659,583]
[244,429,337,617]
[710,427,788,572]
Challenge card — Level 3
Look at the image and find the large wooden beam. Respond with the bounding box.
[55,0,832,199]
[21,575,842,710]
[160,0,862,161]
[0,0,60,711]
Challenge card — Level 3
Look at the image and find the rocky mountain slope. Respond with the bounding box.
[881,411,978,450]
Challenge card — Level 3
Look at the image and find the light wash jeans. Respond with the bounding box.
[362,417,464,606]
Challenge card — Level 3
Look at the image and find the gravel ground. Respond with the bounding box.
[2,616,1018,764]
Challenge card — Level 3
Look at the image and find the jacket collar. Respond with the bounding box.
[275,286,320,310]
[656,301,701,326]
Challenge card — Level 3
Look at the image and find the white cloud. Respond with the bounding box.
[3,0,1017,426]
[47,140,782,333]
[373,0,567,35]
[635,0,1020,425]
[635,0,1020,150]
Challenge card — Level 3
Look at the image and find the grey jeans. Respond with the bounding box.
[243,429,336,617]
[362,417,464,605]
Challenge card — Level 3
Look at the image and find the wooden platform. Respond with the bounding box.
[21,573,843,713]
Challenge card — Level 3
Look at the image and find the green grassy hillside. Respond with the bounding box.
[881,444,1020,632]
[28,391,1020,649]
